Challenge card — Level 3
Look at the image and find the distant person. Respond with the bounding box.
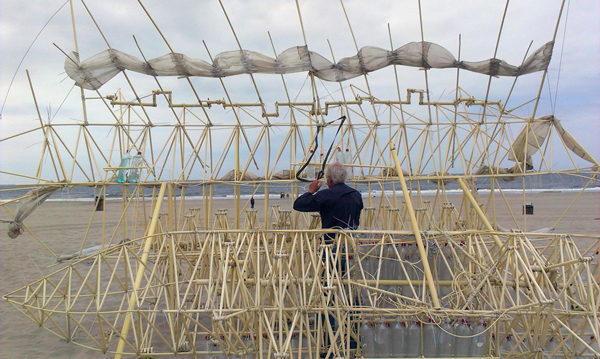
[250,196,255,209]
[293,162,363,243]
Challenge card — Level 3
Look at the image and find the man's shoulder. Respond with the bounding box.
[332,182,359,193]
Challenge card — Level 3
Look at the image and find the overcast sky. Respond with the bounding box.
[1,0,599,184]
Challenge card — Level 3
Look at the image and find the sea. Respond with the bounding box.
[0,172,598,203]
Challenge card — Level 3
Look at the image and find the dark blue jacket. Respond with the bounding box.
[293,183,363,238]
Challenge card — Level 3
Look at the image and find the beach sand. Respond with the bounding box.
[1,191,598,358]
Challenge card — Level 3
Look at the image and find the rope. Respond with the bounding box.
[0,0,69,117]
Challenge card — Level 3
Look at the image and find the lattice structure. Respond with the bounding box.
[1,1,600,358]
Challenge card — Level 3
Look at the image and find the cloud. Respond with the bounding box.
[1,0,599,183]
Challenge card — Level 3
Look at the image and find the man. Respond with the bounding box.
[293,162,363,242]
[294,162,363,355]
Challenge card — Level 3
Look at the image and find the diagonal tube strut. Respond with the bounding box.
[114,182,167,359]
[390,146,440,308]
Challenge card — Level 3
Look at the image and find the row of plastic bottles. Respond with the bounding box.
[498,333,597,358]
[305,147,353,181]
[116,149,144,183]
[360,319,488,358]
[351,241,459,290]
[200,333,309,359]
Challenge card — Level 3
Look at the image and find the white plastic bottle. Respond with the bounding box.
[344,148,353,179]
[344,148,351,164]
[543,336,557,357]
[215,335,226,359]
[575,335,596,358]
[408,243,422,298]
[391,321,407,358]
[454,319,472,357]
[261,334,270,359]
[422,318,438,357]
[438,242,453,298]
[244,335,255,359]
[305,150,315,181]
[347,254,356,279]
[437,320,455,357]
[387,243,402,285]
[335,146,344,164]
[299,334,309,359]
[406,321,421,358]
[399,243,412,296]
[471,321,488,356]
[201,335,212,359]
[499,334,513,358]
[382,243,395,280]
[128,151,143,183]
[116,150,132,183]
[360,322,376,358]
[374,322,391,358]
[290,333,299,359]
[358,241,373,278]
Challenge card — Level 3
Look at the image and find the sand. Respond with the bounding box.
[1,191,598,358]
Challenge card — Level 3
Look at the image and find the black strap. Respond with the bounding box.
[296,116,346,182]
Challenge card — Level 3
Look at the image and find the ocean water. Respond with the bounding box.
[0,172,598,202]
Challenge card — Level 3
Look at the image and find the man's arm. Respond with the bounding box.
[293,180,323,212]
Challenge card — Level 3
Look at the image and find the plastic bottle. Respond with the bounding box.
[344,148,351,164]
[579,335,596,358]
[471,321,488,356]
[358,241,373,278]
[438,242,453,298]
[116,150,132,183]
[391,321,407,358]
[128,151,143,183]
[244,335,255,359]
[398,243,412,296]
[437,320,455,357]
[388,243,402,281]
[261,334,270,359]
[454,319,472,357]
[344,148,353,179]
[384,243,397,280]
[406,321,421,358]
[214,335,226,359]
[360,322,376,358]
[335,146,344,164]
[422,318,438,357]
[201,335,212,359]
[298,334,309,359]
[543,336,557,356]
[347,254,356,279]
[499,334,513,358]
[290,333,299,359]
[305,150,315,181]
[374,322,391,358]
[408,243,422,298]
[371,243,383,280]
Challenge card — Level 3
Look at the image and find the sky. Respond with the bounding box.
[0,0,599,184]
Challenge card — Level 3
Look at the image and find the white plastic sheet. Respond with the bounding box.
[65,41,554,90]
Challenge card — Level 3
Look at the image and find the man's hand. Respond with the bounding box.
[308,179,322,194]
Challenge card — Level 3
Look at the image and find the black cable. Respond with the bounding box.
[296,115,346,182]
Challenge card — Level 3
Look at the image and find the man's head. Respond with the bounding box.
[325,162,347,188]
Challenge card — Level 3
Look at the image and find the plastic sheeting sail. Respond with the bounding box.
[508,116,553,168]
[1,185,59,239]
[65,41,554,90]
